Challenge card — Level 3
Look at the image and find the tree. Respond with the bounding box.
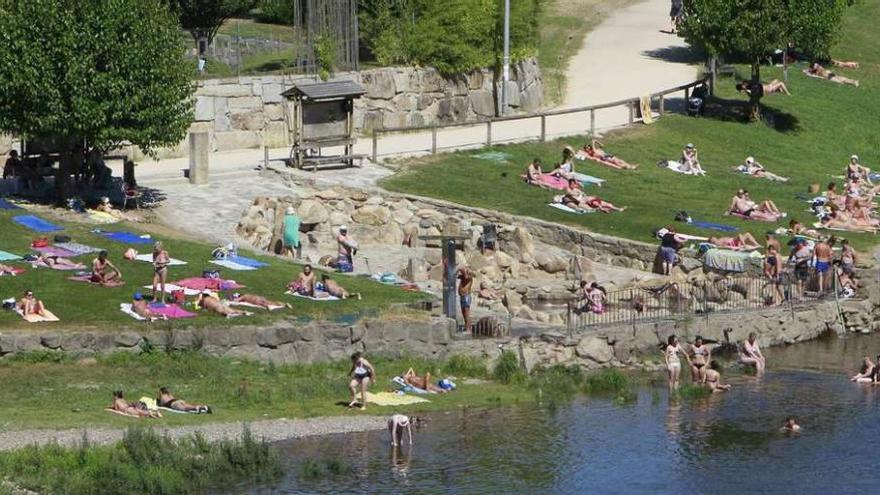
[168,0,257,56]
[680,0,847,121]
[0,0,195,200]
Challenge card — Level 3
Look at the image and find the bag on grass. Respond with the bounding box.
[54,235,71,243]
[31,237,49,248]
[674,211,691,223]
[202,270,220,279]
[171,289,185,304]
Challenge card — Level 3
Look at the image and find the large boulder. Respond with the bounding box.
[329,211,351,226]
[534,252,568,274]
[373,221,404,245]
[298,199,329,224]
[510,227,535,263]
[494,250,514,269]
[392,208,414,225]
[352,204,391,226]
[575,336,615,363]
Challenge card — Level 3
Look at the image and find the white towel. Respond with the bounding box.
[134,254,187,266]
[143,284,201,296]
[548,203,592,214]
[285,290,340,301]
[209,259,257,271]
[119,303,147,321]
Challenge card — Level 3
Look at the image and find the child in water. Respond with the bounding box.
[781,416,801,432]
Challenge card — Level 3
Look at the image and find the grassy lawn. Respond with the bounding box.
[217,18,297,43]
[0,208,426,331]
[0,351,537,431]
[537,0,638,105]
[384,1,880,254]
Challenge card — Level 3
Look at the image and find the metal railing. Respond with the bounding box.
[566,268,844,332]
[370,78,709,161]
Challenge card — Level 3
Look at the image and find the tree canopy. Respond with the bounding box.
[680,0,847,119]
[168,0,258,54]
[0,0,195,196]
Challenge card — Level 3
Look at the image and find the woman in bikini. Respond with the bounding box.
[157,387,211,413]
[764,244,784,305]
[703,360,731,392]
[804,62,859,87]
[525,158,544,185]
[689,336,711,382]
[36,253,83,269]
[850,356,874,383]
[348,352,375,410]
[728,190,783,221]
[707,233,761,250]
[151,241,170,303]
[736,79,791,96]
[664,334,690,392]
[550,147,577,180]
[110,390,161,418]
[580,140,638,169]
[197,291,248,318]
[563,179,625,213]
[17,289,46,317]
[230,293,290,311]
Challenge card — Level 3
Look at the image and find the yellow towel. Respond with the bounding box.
[366,391,430,406]
[88,210,119,224]
[640,96,654,124]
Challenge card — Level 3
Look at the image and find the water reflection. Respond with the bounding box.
[236,333,880,494]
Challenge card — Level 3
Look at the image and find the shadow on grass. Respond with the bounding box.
[701,97,800,133]
[642,45,705,64]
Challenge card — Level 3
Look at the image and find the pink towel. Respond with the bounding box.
[729,212,779,223]
[171,277,245,291]
[148,303,197,319]
[522,174,569,190]
[35,246,78,257]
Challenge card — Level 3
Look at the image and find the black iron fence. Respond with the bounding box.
[567,268,844,332]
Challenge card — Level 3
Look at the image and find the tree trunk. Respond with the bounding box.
[749,62,762,122]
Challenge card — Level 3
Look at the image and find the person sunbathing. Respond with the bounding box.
[288,264,317,296]
[320,274,361,300]
[110,390,160,418]
[735,156,789,182]
[789,219,820,238]
[707,233,761,250]
[403,368,446,393]
[157,387,211,413]
[832,59,859,69]
[820,210,878,233]
[17,289,46,316]
[0,263,18,276]
[91,250,122,285]
[680,143,706,176]
[580,140,638,169]
[525,158,544,185]
[850,357,874,383]
[825,182,845,209]
[804,62,859,87]
[736,79,791,96]
[846,155,873,185]
[563,179,625,213]
[230,293,290,310]
[727,190,783,221]
[36,253,84,269]
[132,292,167,321]
[95,196,132,220]
[478,281,502,301]
[550,161,575,181]
[197,291,248,317]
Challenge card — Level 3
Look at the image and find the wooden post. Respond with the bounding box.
[371,129,378,162]
[628,101,634,124]
[486,121,492,146]
[659,94,665,115]
[589,109,595,137]
[263,145,269,169]
[540,114,546,142]
[431,127,437,154]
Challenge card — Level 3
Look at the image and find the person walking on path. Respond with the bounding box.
[668,0,683,34]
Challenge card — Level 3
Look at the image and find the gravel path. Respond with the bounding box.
[0,415,388,452]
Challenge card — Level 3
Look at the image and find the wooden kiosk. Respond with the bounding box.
[282,80,366,169]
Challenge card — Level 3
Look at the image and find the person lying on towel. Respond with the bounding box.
[157,387,211,414]
[132,292,167,321]
[563,179,625,213]
[320,275,362,300]
[707,233,761,251]
[17,289,47,317]
[735,156,789,182]
[0,263,18,276]
[230,293,290,310]
[727,189,784,221]
[196,290,248,318]
[735,79,790,97]
[110,390,161,418]
[578,140,638,169]
[37,253,84,269]
[403,368,448,393]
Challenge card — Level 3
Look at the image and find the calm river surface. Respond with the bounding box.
[242,333,880,494]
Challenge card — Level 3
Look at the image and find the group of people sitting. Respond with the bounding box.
[727,189,786,221]
[287,263,361,300]
[809,156,880,233]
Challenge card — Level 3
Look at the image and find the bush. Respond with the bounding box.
[253,0,295,24]
[493,350,526,385]
[443,355,488,377]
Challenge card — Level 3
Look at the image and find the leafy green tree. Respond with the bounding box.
[0,0,195,199]
[168,0,257,56]
[680,0,847,120]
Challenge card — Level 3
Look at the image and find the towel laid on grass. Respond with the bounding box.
[55,242,102,255]
[143,284,202,296]
[658,160,698,175]
[548,203,593,215]
[13,215,63,232]
[119,303,147,321]
[87,210,119,224]
[226,255,268,268]
[171,277,245,291]
[0,198,21,210]
[15,309,60,322]
[0,267,24,276]
[688,220,740,233]
[228,301,286,311]
[572,172,605,186]
[67,274,125,287]
[101,231,153,245]
[366,391,430,406]
[134,253,187,266]
[285,290,340,301]
[209,259,257,271]
[0,250,22,261]
[728,212,780,223]
[34,246,78,258]
[33,259,86,270]
[522,174,569,190]
[148,303,197,319]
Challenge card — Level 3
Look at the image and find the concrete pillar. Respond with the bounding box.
[188,132,209,184]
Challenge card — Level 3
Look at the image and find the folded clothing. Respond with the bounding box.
[34,246,78,258]
[134,253,187,266]
[171,277,244,291]
[101,231,153,245]
[13,215,63,232]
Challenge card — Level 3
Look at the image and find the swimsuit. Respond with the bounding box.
[666,344,682,370]
[354,361,372,381]
[815,260,830,273]
[460,294,472,309]
[692,345,708,368]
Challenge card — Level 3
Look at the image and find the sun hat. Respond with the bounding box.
[133,292,143,301]
[686,143,694,149]
[746,156,754,164]
[339,225,348,231]
[285,206,295,215]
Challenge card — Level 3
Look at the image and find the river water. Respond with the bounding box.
[243,333,880,494]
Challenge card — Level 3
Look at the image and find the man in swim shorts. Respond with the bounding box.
[457,267,473,332]
[813,237,835,292]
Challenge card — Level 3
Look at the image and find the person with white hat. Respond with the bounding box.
[738,156,789,182]
[335,225,357,273]
[281,206,301,260]
[679,143,706,176]
[846,155,872,185]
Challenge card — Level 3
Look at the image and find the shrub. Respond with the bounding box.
[443,355,488,377]
[493,350,526,385]
[253,0,295,24]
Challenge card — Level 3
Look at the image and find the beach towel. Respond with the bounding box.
[16,309,60,322]
[688,220,740,233]
[134,253,187,266]
[119,303,148,321]
[171,277,244,291]
[148,303,197,319]
[226,255,268,268]
[104,408,143,418]
[12,215,63,232]
[55,242,102,255]
[0,267,24,276]
[658,160,697,175]
[703,249,762,273]
[33,259,86,270]
[392,376,431,395]
[87,210,119,224]
[365,391,430,406]
[522,174,569,190]
[640,95,654,124]
[158,406,208,415]
[34,246,78,258]
[572,172,605,186]
[143,284,202,296]
[0,198,21,210]
[548,203,592,215]
[67,274,125,287]
[285,290,340,301]
[728,212,779,223]
[208,259,258,271]
[229,300,286,311]
[101,232,153,245]
[0,250,22,261]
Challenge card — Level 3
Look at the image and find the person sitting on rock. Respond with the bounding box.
[287,264,316,296]
[157,387,211,413]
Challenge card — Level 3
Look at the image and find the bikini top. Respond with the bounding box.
[693,345,709,357]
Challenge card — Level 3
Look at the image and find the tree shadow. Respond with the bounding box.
[700,96,800,133]
[641,45,705,64]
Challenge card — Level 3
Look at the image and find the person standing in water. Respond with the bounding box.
[782,416,801,432]
[689,336,711,382]
[665,334,690,391]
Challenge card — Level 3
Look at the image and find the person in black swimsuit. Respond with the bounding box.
[763,244,784,304]
[156,387,211,413]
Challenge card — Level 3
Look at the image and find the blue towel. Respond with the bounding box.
[0,250,21,261]
[227,255,268,268]
[102,231,153,245]
[0,198,21,210]
[689,220,739,233]
[12,215,63,232]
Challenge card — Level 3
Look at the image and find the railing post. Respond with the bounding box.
[486,121,492,146]
[540,115,546,142]
[659,94,665,115]
[431,127,437,154]
[628,101,635,124]
[590,109,595,137]
[684,87,690,102]
[371,129,378,162]
[263,145,269,169]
